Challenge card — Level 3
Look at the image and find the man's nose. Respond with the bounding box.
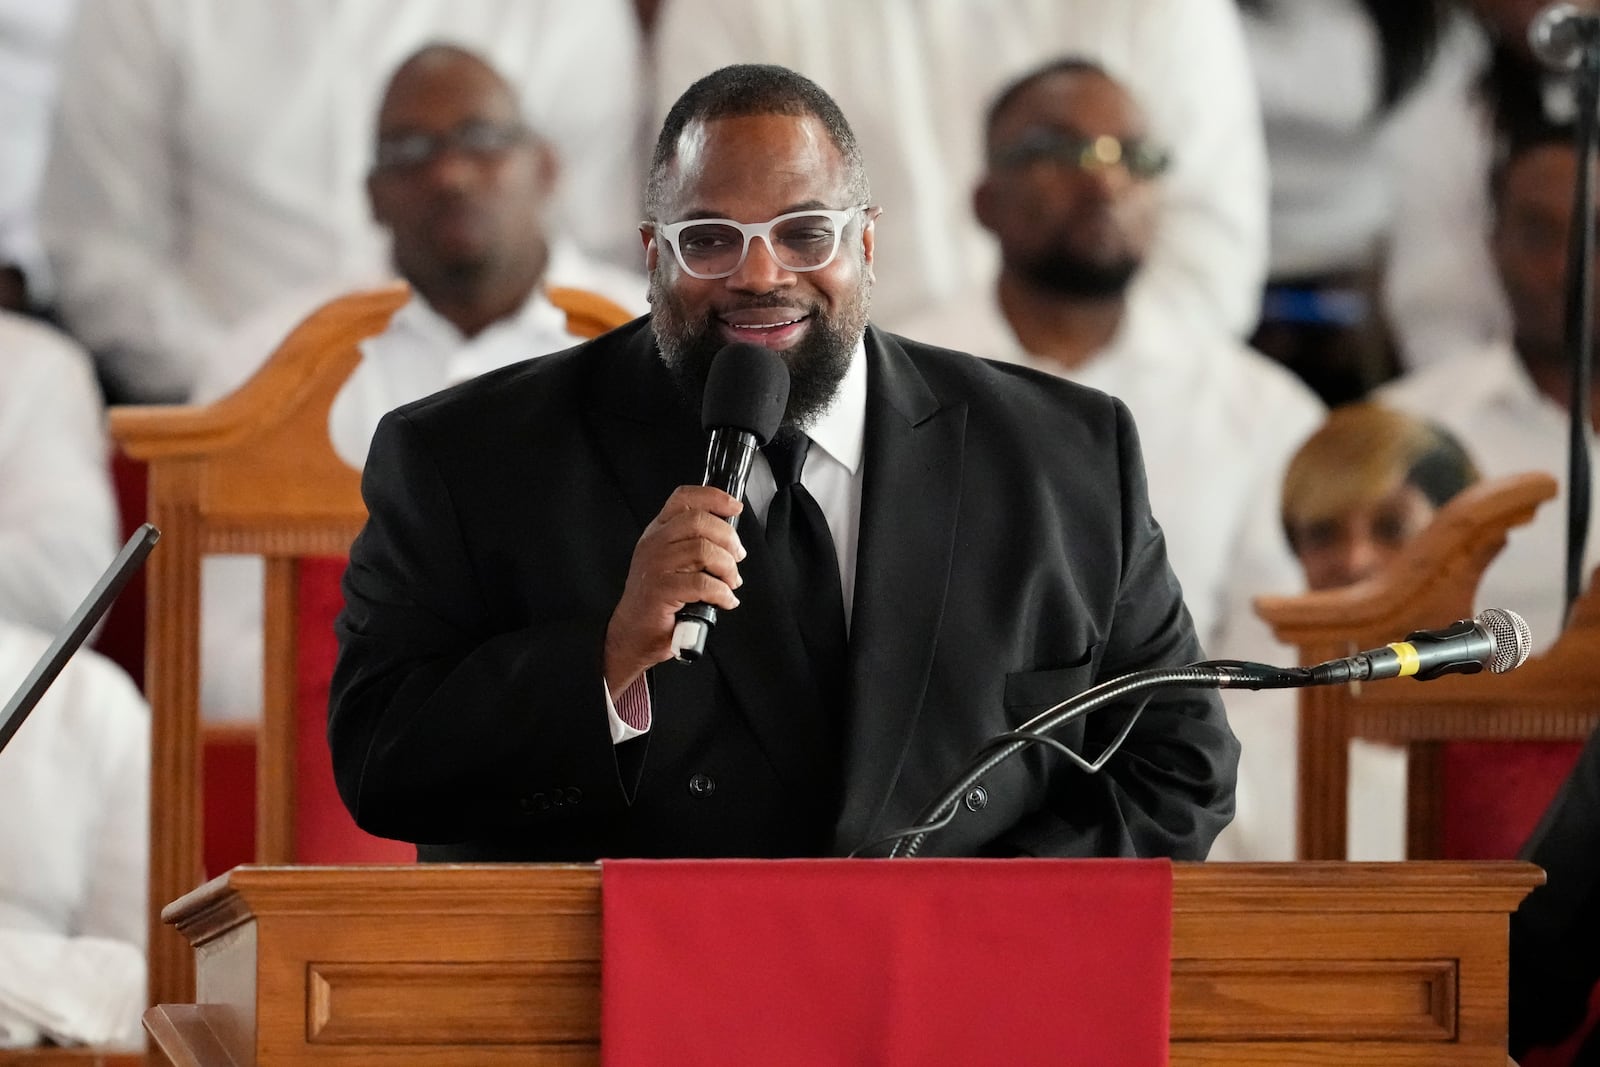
[1082,159,1134,199]
[1337,534,1385,586]
[419,146,478,191]
[726,235,796,292]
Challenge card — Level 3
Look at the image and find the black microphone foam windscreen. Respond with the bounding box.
[701,344,790,445]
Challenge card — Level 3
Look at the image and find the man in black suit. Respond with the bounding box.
[329,63,1238,862]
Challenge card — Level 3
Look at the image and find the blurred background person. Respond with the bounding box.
[39,0,644,403]
[1238,0,1458,403]
[1282,402,1481,591]
[1384,0,1600,374]
[909,57,1320,664]
[0,619,148,1050]
[1275,402,1481,864]
[906,57,1321,862]
[0,310,118,636]
[194,44,646,724]
[651,0,1269,350]
[1381,125,1599,649]
[0,0,78,315]
[327,43,645,467]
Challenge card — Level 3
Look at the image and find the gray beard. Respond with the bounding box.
[649,274,869,431]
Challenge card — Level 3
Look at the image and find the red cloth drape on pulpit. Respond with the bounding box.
[601,858,1172,1067]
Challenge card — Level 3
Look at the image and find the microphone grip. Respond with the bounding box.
[671,428,759,662]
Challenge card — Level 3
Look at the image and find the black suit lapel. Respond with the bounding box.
[833,328,966,852]
[585,325,831,792]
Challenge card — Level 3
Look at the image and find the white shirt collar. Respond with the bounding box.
[801,336,867,475]
[395,282,568,349]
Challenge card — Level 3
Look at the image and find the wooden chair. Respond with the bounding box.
[1255,471,1600,861]
[109,283,632,1009]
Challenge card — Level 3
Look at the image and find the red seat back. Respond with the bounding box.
[294,556,412,862]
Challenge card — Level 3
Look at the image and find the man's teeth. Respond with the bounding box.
[732,318,800,329]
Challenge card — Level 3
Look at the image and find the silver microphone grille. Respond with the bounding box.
[1479,607,1533,673]
[1530,2,1591,71]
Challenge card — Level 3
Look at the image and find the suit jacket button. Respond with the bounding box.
[688,773,716,798]
[963,786,989,812]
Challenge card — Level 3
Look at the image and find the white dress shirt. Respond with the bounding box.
[0,0,77,295]
[744,338,868,627]
[40,0,645,401]
[651,0,1269,344]
[329,245,648,468]
[1381,16,1513,369]
[1381,340,1600,650]
[1243,0,1473,282]
[0,621,147,1049]
[0,311,118,636]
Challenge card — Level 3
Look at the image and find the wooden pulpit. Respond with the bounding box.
[146,862,1540,1066]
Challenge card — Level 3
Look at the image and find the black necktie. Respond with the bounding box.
[762,430,849,709]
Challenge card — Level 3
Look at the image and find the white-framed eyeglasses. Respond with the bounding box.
[651,206,870,280]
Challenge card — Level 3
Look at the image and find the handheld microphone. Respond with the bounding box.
[670,343,789,662]
[1305,608,1533,685]
[1530,3,1600,71]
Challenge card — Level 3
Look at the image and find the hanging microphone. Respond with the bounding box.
[1530,3,1600,72]
[1305,607,1533,685]
[670,343,790,662]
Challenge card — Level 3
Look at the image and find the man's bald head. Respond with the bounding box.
[376,43,518,134]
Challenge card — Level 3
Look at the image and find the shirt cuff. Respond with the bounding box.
[605,674,651,744]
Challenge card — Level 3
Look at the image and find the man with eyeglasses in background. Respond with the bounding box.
[327,43,645,469]
[909,59,1331,863]
[329,63,1238,864]
[190,43,646,728]
[41,1,643,404]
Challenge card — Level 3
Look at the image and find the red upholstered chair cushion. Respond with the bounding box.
[201,724,257,880]
[95,452,148,689]
[294,556,413,863]
[1438,741,1584,861]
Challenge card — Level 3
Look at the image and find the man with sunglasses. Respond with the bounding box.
[911,59,1327,862]
[330,63,1239,863]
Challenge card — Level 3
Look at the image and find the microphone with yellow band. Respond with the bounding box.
[1307,608,1533,685]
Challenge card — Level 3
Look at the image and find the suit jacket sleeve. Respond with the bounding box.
[1509,727,1600,1056]
[329,408,636,845]
[995,398,1240,861]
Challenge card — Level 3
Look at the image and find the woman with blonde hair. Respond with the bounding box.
[1281,401,1479,590]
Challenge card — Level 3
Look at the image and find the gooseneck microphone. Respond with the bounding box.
[1305,608,1533,684]
[863,608,1534,858]
[1530,3,1600,71]
[670,343,790,662]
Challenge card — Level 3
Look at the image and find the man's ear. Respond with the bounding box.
[366,171,386,226]
[973,177,999,235]
[641,227,659,273]
[532,138,560,196]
